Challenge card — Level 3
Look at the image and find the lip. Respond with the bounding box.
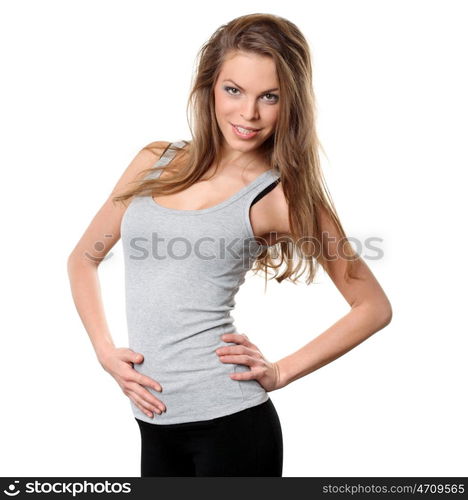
[231,124,260,139]
[230,123,261,131]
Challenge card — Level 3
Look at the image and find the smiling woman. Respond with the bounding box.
[68,12,391,479]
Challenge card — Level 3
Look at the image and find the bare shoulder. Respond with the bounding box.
[67,140,171,266]
[108,140,171,198]
[141,140,172,157]
[135,140,171,167]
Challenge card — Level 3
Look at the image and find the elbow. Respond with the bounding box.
[382,305,392,327]
[67,254,73,270]
[67,254,77,277]
[67,251,78,270]
[67,251,84,274]
[67,251,100,274]
[354,299,393,330]
[376,299,393,329]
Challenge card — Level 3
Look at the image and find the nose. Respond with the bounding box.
[240,97,260,121]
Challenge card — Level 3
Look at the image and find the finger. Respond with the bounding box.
[133,372,163,392]
[127,389,155,417]
[221,333,252,346]
[218,354,255,367]
[122,350,145,364]
[128,390,161,417]
[216,345,260,357]
[230,369,257,381]
[128,386,164,414]
[128,381,166,413]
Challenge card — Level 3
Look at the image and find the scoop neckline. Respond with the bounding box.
[145,168,276,215]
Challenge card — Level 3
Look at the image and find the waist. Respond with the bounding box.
[128,335,268,425]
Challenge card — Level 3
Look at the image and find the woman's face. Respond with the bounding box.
[213,51,280,155]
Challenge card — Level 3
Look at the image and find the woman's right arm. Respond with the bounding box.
[66,141,170,418]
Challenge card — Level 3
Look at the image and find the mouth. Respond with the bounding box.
[230,123,261,139]
[231,123,261,131]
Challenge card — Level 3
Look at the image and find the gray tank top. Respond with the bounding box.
[120,140,281,425]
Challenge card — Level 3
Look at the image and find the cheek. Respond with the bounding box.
[216,96,237,117]
[214,89,240,114]
[265,107,279,126]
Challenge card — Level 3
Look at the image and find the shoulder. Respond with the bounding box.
[109,140,172,199]
[140,140,172,161]
[267,181,291,236]
[252,177,291,242]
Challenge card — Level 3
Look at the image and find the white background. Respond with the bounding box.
[1,0,466,478]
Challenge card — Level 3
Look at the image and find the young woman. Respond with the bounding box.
[67,13,392,477]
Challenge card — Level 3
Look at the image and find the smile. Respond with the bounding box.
[231,124,260,139]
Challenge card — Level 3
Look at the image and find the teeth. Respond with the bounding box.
[235,126,256,134]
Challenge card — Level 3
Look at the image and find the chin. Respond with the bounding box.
[229,140,258,152]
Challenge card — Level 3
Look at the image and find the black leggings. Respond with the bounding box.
[135,398,283,477]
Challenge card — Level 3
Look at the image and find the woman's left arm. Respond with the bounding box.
[216,204,392,391]
[276,206,392,388]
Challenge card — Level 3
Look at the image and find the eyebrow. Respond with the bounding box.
[222,79,279,93]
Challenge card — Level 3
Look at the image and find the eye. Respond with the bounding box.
[263,93,279,103]
[223,86,240,96]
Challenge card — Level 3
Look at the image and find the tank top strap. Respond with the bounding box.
[235,168,281,247]
[156,140,188,166]
[144,140,188,180]
[238,168,281,209]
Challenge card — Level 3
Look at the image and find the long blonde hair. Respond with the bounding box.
[113,13,361,287]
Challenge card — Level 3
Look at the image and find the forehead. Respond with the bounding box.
[218,51,279,86]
